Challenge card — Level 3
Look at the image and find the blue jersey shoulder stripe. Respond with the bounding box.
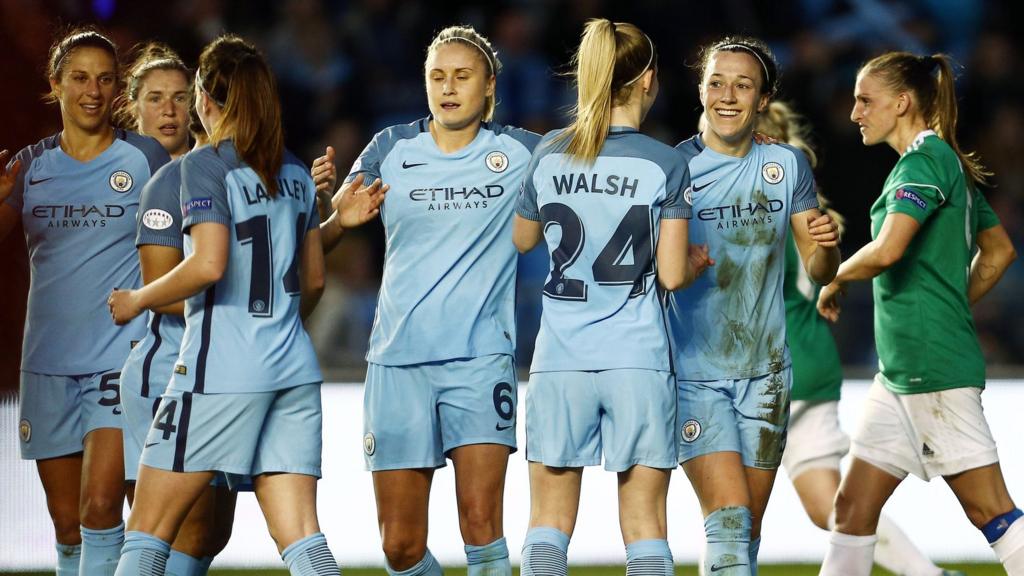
[140,313,163,398]
[193,286,216,394]
[120,129,172,177]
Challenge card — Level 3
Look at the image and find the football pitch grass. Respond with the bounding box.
[4,565,1004,575]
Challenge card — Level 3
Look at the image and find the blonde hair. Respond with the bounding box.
[555,19,656,162]
[197,35,284,197]
[426,25,501,122]
[755,101,845,236]
[860,52,991,186]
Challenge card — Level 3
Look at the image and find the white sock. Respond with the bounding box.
[873,514,942,576]
[819,531,877,576]
[993,517,1024,575]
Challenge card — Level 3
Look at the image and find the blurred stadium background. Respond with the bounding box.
[1,0,1021,572]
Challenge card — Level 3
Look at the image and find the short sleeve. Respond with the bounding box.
[515,151,542,222]
[885,152,943,223]
[136,162,184,249]
[180,149,231,231]
[661,152,692,220]
[344,133,383,184]
[975,190,1000,232]
[789,146,819,214]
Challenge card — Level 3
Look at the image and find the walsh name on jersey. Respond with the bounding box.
[553,172,639,198]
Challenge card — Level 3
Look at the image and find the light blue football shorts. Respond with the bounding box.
[363,353,517,471]
[140,383,323,483]
[525,369,677,472]
[676,367,792,469]
[121,377,162,482]
[19,369,123,460]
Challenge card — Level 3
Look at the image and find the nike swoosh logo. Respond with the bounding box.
[402,161,427,169]
[145,442,159,448]
[29,177,54,185]
[709,563,747,572]
[495,423,513,431]
[692,180,716,192]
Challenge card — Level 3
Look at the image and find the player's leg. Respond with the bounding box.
[522,463,581,576]
[440,355,516,575]
[604,369,677,576]
[37,456,85,575]
[365,362,444,575]
[783,400,848,531]
[166,483,237,576]
[946,463,1022,571]
[79,427,127,576]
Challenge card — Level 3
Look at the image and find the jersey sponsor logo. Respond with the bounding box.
[28,176,54,186]
[142,209,174,230]
[18,419,31,443]
[761,161,784,184]
[109,170,134,193]
[895,188,927,210]
[681,419,702,443]
[485,151,509,173]
[409,184,503,211]
[31,204,126,228]
[697,198,784,232]
[552,172,639,198]
[182,198,213,215]
[363,432,376,455]
[402,160,427,169]
[692,179,717,193]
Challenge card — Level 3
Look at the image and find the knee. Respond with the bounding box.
[459,498,501,545]
[807,508,832,532]
[79,491,125,528]
[832,489,875,535]
[381,531,428,571]
[51,513,82,545]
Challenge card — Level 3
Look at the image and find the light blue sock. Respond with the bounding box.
[56,543,81,576]
[165,549,203,576]
[114,531,170,576]
[282,532,340,576]
[386,548,442,576]
[81,522,125,576]
[748,537,761,576]
[625,539,673,576]
[704,506,752,576]
[198,556,214,574]
[466,536,511,576]
[521,527,570,576]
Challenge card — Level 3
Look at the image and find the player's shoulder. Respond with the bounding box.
[119,129,172,174]
[674,133,703,163]
[281,147,310,174]
[14,132,60,167]
[482,120,542,153]
[372,118,430,153]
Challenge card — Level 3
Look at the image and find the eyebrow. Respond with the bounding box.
[429,67,476,73]
[708,72,756,82]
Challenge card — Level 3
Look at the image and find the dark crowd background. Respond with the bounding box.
[2,0,1022,388]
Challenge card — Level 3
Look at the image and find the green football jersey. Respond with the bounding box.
[870,130,986,394]
[784,234,843,401]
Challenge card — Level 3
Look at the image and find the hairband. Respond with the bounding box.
[440,37,496,75]
[52,33,114,75]
[623,33,655,87]
[195,69,224,107]
[717,43,772,90]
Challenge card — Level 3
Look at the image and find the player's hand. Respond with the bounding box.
[817,281,844,323]
[807,211,839,248]
[312,146,337,195]
[688,243,715,279]
[108,288,142,326]
[752,132,777,145]
[332,173,388,231]
[0,150,22,204]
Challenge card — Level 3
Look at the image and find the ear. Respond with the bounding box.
[49,76,60,98]
[895,92,911,116]
[641,68,655,93]
[756,93,770,113]
[485,74,496,98]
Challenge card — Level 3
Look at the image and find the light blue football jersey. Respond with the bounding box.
[344,118,539,366]
[120,158,186,399]
[667,136,818,380]
[5,130,169,374]
[516,127,692,373]
[169,142,322,394]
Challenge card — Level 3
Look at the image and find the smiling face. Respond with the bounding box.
[50,46,118,134]
[850,70,902,147]
[424,42,494,132]
[699,50,769,153]
[136,68,191,157]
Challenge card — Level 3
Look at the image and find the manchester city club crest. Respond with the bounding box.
[683,185,693,206]
[681,419,702,443]
[363,432,376,455]
[109,170,134,193]
[761,161,784,185]
[485,151,509,173]
[19,419,31,443]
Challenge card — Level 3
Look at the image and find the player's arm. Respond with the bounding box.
[656,218,710,291]
[513,214,542,253]
[817,212,919,322]
[320,174,388,254]
[109,222,229,324]
[299,226,326,320]
[790,207,841,285]
[138,245,185,316]
[969,223,1016,305]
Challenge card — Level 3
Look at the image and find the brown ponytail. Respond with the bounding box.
[197,35,283,197]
